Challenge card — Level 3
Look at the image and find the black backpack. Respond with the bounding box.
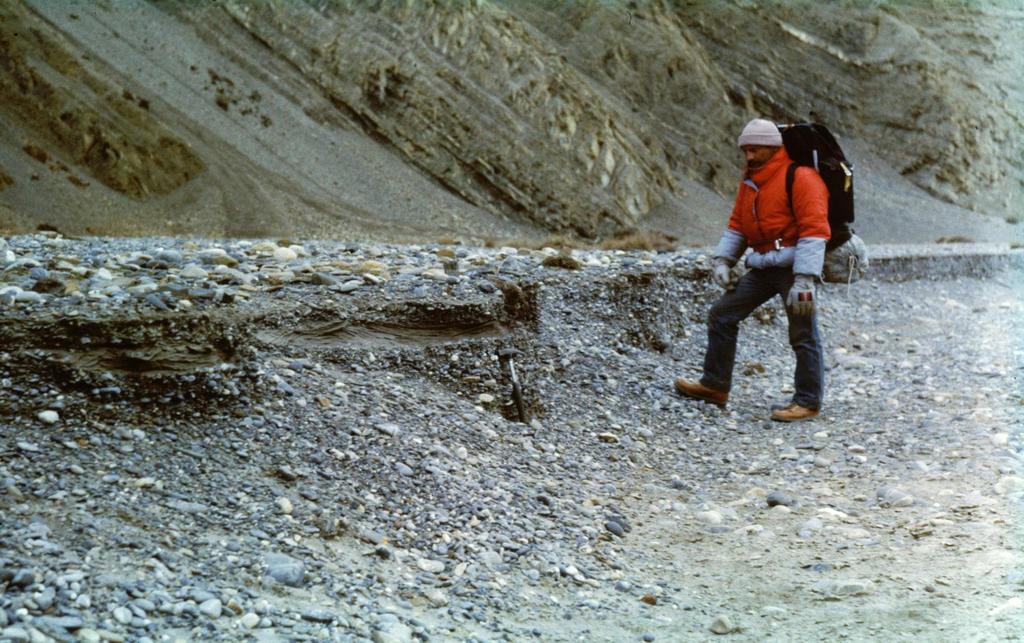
[779,122,854,251]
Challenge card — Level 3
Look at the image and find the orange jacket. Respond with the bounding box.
[727,147,830,251]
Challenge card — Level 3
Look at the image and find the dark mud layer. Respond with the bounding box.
[258,320,507,350]
[255,298,514,351]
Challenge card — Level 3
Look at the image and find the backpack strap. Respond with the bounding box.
[785,162,797,216]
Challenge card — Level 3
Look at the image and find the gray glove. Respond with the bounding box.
[786,274,816,316]
[712,258,737,290]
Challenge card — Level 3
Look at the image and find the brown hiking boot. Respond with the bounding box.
[674,378,728,408]
[770,403,819,422]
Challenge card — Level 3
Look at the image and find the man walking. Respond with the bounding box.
[675,118,830,422]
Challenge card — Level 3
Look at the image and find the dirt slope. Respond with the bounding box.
[0,0,1021,244]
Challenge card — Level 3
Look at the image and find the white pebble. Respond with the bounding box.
[180,264,209,279]
[417,558,445,573]
[199,598,222,619]
[710,615,735,634]
[37,410,59,424]
[696,510,723,525]
[273,247,297,262]
[15,291,43,304]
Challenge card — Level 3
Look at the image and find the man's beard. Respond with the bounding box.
[746,160,765,171]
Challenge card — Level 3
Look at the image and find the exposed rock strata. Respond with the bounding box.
[0,2,203,199]
[223,1,675,236]
[0,0,1020,239]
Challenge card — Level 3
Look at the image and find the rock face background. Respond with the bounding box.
[0,0,1021,244]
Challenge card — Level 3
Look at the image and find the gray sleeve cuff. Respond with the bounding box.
[793,237,827,276]
[713,229,747,265]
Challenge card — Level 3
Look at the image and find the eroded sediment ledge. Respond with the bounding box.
[1,233,1019,418]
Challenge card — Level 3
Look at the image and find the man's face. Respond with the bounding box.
[742,145,779,171]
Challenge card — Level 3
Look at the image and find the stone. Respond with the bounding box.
[240,613,260,628]
[417,558,445,574]
[275,465,299,481]
[179,263,208,279]
[797,517,824,537]
[156,249,183,264]
[250,241,278,254]
[266,553,305,587]
[876,486,914,507]
[766,491,797,508]
[479,549,503,566]
[338,279,363,293]
[311,272,338,286]
[710,615,735,634]
[199,598,222,618]
[605,521,625,538]
[0,627,29,642]
[424,589,449,607]
[35,614,83,630]
[373,622,413,643]
[200,249,237,266]
[301,609,335,623]
[272,247,298,262]
[14,291,44,304]
[813,579,873,599]
[112,606,132,625]
[37,410,59,424]
[696,510,723,525]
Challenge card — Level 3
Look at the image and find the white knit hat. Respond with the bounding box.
[737,118,782,147]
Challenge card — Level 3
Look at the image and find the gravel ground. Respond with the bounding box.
[1,233,1022,642]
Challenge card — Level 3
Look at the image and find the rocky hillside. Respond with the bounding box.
[0,0,1021,244]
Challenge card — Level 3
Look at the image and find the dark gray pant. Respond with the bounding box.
[700,267,824,409]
